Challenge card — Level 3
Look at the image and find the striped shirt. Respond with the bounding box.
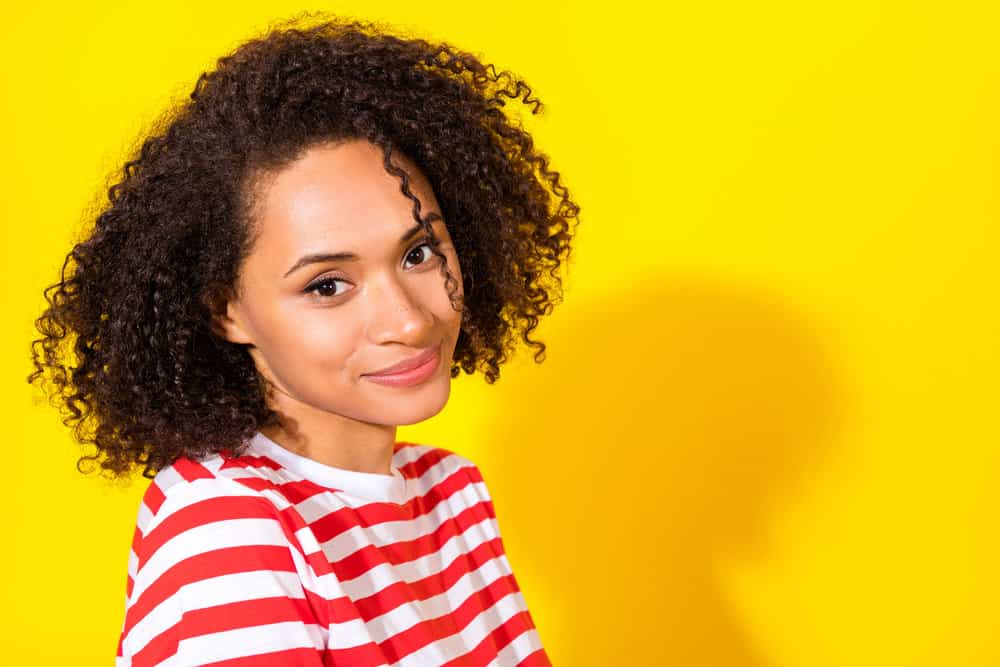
[116,431,550,666]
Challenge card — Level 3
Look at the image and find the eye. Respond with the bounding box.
[403,240,436,269]
[301,240,440,302]
[303,276,351,299]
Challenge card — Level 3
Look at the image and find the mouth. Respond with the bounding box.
[362,344,442,387]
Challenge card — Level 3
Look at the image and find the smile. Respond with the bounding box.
[362,348,441,387]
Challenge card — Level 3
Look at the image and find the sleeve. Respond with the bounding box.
[455,455,502,533]
[116,476,329,667]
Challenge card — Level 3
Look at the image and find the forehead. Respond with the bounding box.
[248,139,440,255]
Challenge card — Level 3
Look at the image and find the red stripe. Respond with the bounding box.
[142,480,167,514]
[130,524,143,556]
[219,453,283,471]
[234,476,330,505]
[398,446,456,481]
[323,641,393,667]
[202,647,329,667]
[174,457,215,481]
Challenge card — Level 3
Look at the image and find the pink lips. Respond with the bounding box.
[363,346,441,387]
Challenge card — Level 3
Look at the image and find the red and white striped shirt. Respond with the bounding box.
[116,431,550,666]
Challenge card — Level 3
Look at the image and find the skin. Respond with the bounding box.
[213,138,464,476]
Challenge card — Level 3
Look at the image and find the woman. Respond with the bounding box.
[28,12,579,666]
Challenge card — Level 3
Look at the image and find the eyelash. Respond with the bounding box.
[303,239,438,300]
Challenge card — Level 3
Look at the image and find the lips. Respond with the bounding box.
[364,346,440,377]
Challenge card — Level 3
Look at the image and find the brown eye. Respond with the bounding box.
[404,241,436,269]
[304,276,350,299]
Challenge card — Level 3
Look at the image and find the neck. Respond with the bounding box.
[259,415,398,476]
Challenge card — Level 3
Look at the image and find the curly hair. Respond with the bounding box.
[27,12,580,480]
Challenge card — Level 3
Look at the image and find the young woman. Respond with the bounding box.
[28,12,579,667]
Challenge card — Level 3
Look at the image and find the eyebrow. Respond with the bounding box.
[283,217,439,279]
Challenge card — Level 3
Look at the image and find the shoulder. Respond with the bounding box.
[395,441,480,474]
[140,456,276,522]
[120,458,328,663]
[132,456,295,568]
[395,442,493,496]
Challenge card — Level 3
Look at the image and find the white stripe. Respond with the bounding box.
[393,443,436,467]
[196,454,224,475]
[253,484,295,511]
[151,466,183,495]
[209,459,319,516]
[127,548,138,581]
[325,616,386,651]
[294,524,324,559]
[291,488,344,523]
[135,500,153,534]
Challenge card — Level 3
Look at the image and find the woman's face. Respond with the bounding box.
[216,138,464,428]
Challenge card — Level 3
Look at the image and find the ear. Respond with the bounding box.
[203,287,255,346]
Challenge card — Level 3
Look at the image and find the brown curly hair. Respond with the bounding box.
[27,12,580,480]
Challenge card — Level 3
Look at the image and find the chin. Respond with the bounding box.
[378,377,452,425]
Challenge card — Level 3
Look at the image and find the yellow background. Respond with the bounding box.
[4,2,999,665]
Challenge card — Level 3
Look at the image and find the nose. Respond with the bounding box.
[365,270,435,345]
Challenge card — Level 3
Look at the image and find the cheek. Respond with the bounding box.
[295,317,359,365]
[257,306,360,377]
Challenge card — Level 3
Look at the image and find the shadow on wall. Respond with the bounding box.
[472,272,848,666]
